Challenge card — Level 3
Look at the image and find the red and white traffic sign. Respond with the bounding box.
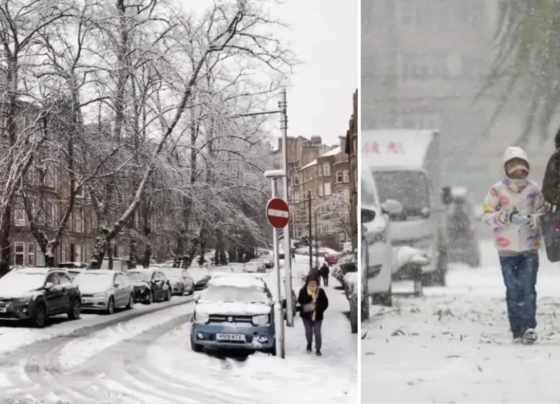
[266,198,290,228]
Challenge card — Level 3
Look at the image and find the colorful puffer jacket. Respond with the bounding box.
[482,147,546,253]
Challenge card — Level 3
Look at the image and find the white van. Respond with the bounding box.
[361,166,402,306]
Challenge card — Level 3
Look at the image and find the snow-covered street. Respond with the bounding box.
[362,241,560,403]
[0,256,356,404]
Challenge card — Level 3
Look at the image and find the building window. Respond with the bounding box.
[324,183,331,196]
[14,208,26,227]
[336,171,343,183]
[399,52,450,80]
[295,211,301,222]
[318,165,323,177]
[323,163,330,177]
[36,244,45,267]
[354,168,357,185]
[14,242,24,265]
[27,242,34,266]
[295,226,302,239]
[44,165,55,188]
[353,138,357,156]
[61,243,67,262]
[318,185,324,197]
[343,170,349,183]
[74,209,83,233]
[293,175,300,186]
[74,245,82,262]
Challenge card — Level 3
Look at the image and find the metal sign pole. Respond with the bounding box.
[270,177,285,359]
[279,88,294,327]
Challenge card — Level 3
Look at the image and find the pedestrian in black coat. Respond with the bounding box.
[319,263,330,287]
[298,275,329,356]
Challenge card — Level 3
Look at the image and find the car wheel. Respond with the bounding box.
[126,294,134,310]
[144,290,153,305]
[106,297,115,314]
[164,288,171,302]
[265,342,277,356]
[190,337,203,353]
[67,299,81,320]
[372,288,392,307]
[33,303,47,328]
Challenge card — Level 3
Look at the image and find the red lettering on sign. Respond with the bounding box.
[363,141,380,154]
[387,142,404,153]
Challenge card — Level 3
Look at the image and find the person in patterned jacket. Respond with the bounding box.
[482,146,546,344]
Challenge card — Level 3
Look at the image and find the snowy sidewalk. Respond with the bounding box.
[363,241,560,403]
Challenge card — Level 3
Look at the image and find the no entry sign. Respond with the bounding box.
[266,198,290,228]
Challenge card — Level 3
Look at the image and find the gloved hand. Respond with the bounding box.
[510,212,531,226]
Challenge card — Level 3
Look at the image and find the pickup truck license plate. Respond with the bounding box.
[216,333,245,342]
[0,308,6,313]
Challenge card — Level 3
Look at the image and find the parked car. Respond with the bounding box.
[295,247,311,255]
[361,165,403,307]
[99,258,131,272]
[0,267,81,327]
[59,262,89,270]
[189,268,212,290]
[446,187,481,267]
[325,252,341,266]
[261,255,274,269]
[74,270,135,314]
[190,275,276,355]
[160,267,195,295]
[127,268,173,304]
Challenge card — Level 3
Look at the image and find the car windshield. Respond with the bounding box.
[201,285,269,304]
[0,271,47,295]
[361,176,379,208]
[67,271,81,279]
[74,272,113,289]
[373,170,431,219]
[127,271,151,282]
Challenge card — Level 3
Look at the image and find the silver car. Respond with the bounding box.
[74,270,135,314]
[160,267,195,295]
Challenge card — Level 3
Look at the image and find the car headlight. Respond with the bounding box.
[252,314,269,326]
[93,292,107,298]
[14,295,33,303]
[194,311,209,324]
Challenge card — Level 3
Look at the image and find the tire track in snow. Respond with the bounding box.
[0,298,194,403]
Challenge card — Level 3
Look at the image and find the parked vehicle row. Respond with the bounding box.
[0,264,199,328]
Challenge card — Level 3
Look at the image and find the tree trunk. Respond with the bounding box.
[0,207,11,276]
[142,222,152,268]
[128,235,137,269]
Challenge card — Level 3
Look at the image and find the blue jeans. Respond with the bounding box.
[499,251,539,337]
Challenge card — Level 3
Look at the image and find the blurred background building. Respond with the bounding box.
[362,0,556,205]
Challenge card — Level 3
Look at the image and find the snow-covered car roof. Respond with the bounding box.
[82,269,122,275]
[208,274,265,288]
[128,268,155,274]
[18,267,56,274]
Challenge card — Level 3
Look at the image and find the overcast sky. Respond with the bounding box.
[183,0,358,147]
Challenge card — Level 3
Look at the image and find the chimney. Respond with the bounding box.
[339,136,346,151]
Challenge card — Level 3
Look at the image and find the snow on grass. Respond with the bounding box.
[363,241,560,403]
[58,301,193,370]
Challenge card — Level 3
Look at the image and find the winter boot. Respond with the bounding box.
[316,349,322,356]
[306,343,312,353]
[522,328,537,345]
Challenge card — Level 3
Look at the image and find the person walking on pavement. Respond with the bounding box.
[481,146,546,344]
[310,266,321,285]
[298,275,329,356]
[542,128,560,205]
[319,262,330,287]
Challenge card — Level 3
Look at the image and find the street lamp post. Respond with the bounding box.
[264,169,286,359]
[227,89,294,327]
